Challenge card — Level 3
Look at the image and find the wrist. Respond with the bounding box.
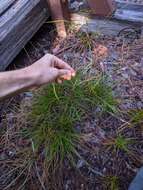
[18,67,38,89]
[25,65,41,88]
[0,67,38,100]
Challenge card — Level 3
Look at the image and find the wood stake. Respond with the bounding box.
[47,0,70,38]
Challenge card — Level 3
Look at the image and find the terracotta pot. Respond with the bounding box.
[87,0,116,17]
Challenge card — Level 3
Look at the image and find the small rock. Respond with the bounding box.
[65,180,72,190]
[137,102,143,109]
[122,72,129,79]
[24,92,33,98]
[77,159,84,169]
[8,149,16,158]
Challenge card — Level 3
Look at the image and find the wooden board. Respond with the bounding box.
[0,0,49,71]
[0,0,16,15]
[114,8,143,23]
[114,1,143,23]
[47,0,69,38]
[116,0,143,6]
[71,13,135,36]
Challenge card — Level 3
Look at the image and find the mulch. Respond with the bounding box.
[0,22,143,190]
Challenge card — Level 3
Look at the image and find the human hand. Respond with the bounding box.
[28,54,76,87]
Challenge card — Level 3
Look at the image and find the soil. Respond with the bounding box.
[0,20,143,190]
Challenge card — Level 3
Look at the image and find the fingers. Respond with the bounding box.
[45,54,76,76]
[53,56,76,75]
[58,69,73,81]
[55,69,73,84]
[56,78,63,84]
[58,69,72,78]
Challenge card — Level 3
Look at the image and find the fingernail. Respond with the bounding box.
[57,79,62,84]
[66,76,71,80]
[72,72,76,77]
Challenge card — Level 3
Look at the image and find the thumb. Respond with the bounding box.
[58,69,72,80]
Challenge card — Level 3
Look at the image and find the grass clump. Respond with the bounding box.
[103,135,132,153]
[104,176,119,190]
[85,76,118,113]
[25,74,117,170]
[114,135,131,152]
[77,32,93,49]
[107,176,119,190]
[130,109,143,125]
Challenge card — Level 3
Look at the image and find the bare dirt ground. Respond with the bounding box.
[0,21,143,190]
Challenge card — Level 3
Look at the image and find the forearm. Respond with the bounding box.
[0,67,36,99]
[0,54,75,100]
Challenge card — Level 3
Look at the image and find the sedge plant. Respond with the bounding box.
[24,74,118,171]
[130,109,143,125]
[104,175,119,190]
[103,134,133,154]
[115,135,131,152]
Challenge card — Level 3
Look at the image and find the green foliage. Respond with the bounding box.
[67,21,80,33]
[106,176,119,190]
[85,76,118,113]
[115,135,131,152]
[77,32,92,49]
[130,109,143,124]
[25,74,117,168]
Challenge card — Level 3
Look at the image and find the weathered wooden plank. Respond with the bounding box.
[0,0,49,71]
[116,0,143,6]
[114,8,143,23]
[0,0,16,15]
[71,13,135,36]
[114,1,143,23]
[47,0,69,38]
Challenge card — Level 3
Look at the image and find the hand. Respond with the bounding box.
[28,54,76,87]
